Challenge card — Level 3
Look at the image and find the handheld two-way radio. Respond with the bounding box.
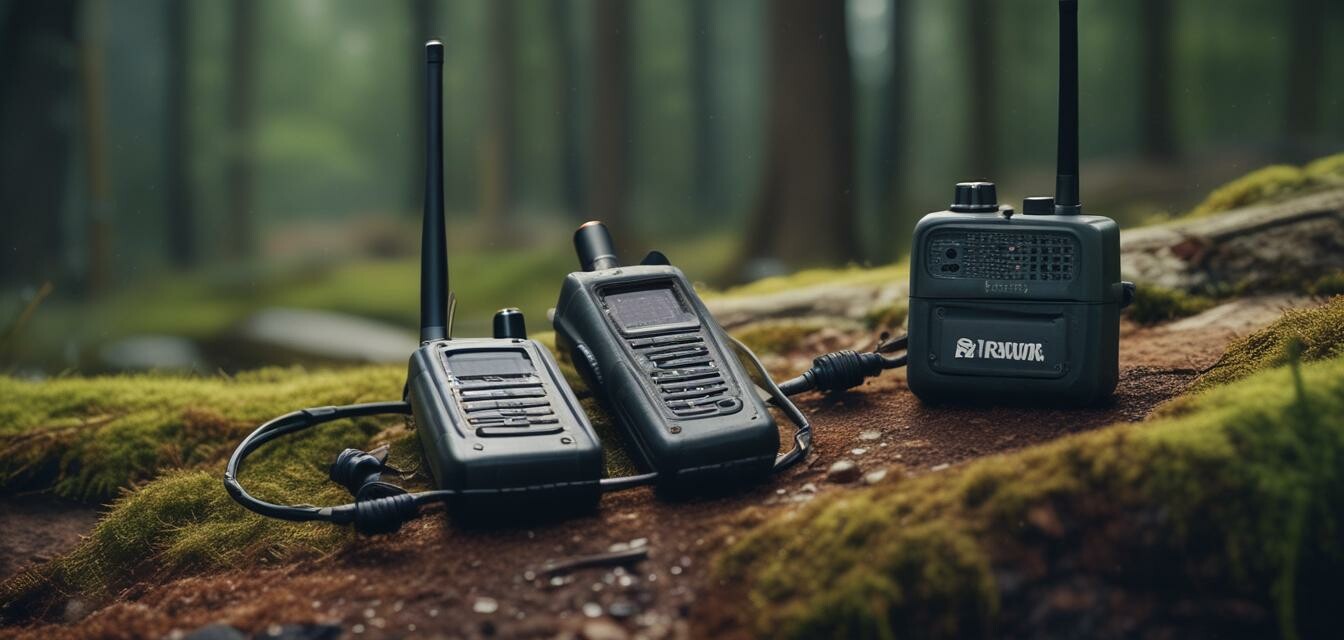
[906,0,1134,405]
[552,222,877,492]
[225,41,604,534]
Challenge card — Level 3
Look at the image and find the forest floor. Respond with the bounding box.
[0,292,1311,640]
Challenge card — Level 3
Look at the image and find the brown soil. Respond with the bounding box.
[0,497,102,583]
[0,309,1271,640]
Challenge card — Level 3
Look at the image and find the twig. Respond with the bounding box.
[537,546,649,577]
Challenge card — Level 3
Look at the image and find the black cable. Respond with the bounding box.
[776,332,910,396]
[728,336,812,472]
[223,401,452,535]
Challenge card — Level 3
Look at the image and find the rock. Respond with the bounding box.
[234,307,417,363]
[705,279,906,329]
[184,624,245,640]
[472,597,499,614]
[1165,293,1312,333]
[1121,188,1344,294]
[863,468,889,485]
[581,618,629,640]
[98,335,205,371]
[859,430,882,441]
[826,460,861,483]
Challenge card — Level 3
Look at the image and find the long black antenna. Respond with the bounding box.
[420,40,449,341]
[1054,0,1081,215]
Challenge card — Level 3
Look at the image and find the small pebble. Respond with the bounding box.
[851,448,867,456]
[583,601,604,618]
[826,459,862,483]
[582,618,630,640]
[859,430,881,441]
[799,482,818,493]
[864,468,889,485]
[931,463,950,471]
[473,597,499,614]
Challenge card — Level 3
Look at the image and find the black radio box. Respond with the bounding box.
[906,200,1126,405]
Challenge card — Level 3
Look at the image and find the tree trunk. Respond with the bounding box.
[741,0,857,274]
[589,0,631,237]
[689,0,719,216]
[165,0,196,267]
[481,0,515,234]
[1139,0,1176,160]
[549,0,584,219]
[0,0,78,287]
[225,0,258,259]
[80,0,112,296]
[872,0,912,262]
[966,0,996,180]
[1284,0,1324,144]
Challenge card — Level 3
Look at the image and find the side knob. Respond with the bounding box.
[950,181,998,213]
[1023,196,1055,215]
[492,308,527,340]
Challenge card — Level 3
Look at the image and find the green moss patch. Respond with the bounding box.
[1189,152,1344,217]
[705,263,908,299]
[1307,272,1344,297]
[730,320,830,356]
[1124,284,1216,325]
[1190,295,1344,392]
[0,367,406,500]
[715,355,1344,639]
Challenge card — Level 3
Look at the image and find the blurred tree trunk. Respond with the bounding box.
[966,0,996,179]
[550,0,584,219]
[80,0,112,295]
[1285,0,1324,144]
[740,0,857,274]
[589,0,631,237]
[689,0,719,217]
[0,0,78,287]
[225,0,258,259]
[409,0,437,216]
[872,0,911,262]
[1139,0,1176,161]
[481,0,515,235]
[165,0,196,267]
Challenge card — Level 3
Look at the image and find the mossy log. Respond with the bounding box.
[1121,188,1344,294]
[704,265,907,330]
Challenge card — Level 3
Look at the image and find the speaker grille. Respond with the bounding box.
[927,231,1077,281]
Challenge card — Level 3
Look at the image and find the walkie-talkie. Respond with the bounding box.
[405,41,603,516]
[553,222,783,491]
[226,41,603,534]
[906,0,1133,405]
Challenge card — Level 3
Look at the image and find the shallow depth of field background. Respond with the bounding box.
[2,0,1341,373]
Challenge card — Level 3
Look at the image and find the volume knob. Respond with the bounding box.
[492,308,528,340]
[951,181,998,213]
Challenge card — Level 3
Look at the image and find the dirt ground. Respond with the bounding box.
[0,297,1300,640]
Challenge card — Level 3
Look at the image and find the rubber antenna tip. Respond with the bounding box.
[426,40,444,62]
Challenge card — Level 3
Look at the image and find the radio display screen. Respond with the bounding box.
[604,287,696,330]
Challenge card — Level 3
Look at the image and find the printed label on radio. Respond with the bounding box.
[953,337,1046,362]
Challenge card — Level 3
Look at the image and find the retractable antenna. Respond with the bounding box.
[420,40,451,341]
[1054,0,1081,215]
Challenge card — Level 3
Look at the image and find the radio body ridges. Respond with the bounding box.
[907,202,1124,405]
[407,320,604,517]
[553,225,779,491]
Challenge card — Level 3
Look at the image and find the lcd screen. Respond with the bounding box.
[604,287,696,330]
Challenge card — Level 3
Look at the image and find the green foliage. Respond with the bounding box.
[1191,296,1344,392]
[1307,272,1344,297]
[716,356,1344,639]
[864,301,909,330]
[1188,152,1344,217]
[705,263,908,298]
[730,321,829,356]
[1124,284,1216,325]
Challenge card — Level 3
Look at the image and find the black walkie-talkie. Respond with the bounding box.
[405,41,603,516]
[906,0,1133,405]
[553,222,783,491]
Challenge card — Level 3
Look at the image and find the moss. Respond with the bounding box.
[0,366,406,500]
[1190,296,1344,392]
[864,301,909,330]
[704,263,908,299]
[1188,152,1344,218]
[1306,272,1344,297]
[715,356,1344,639]
[730,320,829,356]
[1124,284,1216,325]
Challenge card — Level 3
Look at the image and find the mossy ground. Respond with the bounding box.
[1190,295,1344,392]
[1123,284,1216,325]
[704,263,907,298]
[1188,151,1344,217]
[714,354,1344,639]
